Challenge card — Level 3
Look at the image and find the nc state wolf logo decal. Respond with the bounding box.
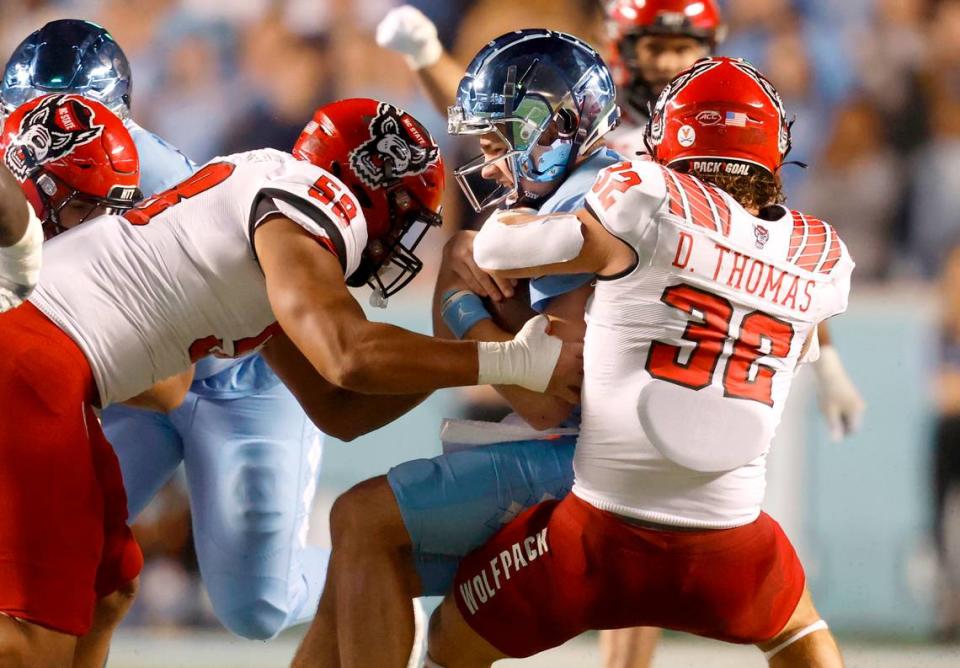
[754,223,770,249]
[4,94,103,182]
[349,103,438,188]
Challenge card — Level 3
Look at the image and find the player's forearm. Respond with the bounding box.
[296,313,481,394]
[317,390,431,441]
[263,332,429,439]
[0,165,28,246]
[416,53,466,115]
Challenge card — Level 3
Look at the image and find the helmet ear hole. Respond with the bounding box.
[352,183,373,210]
[556,108,577,136]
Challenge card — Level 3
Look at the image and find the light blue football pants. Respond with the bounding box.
[102,382,327,640]
[387,436,577,595]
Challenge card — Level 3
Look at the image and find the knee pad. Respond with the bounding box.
[217,596,289,640]
[230,453,288,537]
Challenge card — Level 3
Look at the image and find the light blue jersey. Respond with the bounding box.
[102,124,327,639]
[528,147,622,312]
[388,147,624,594]
[125,120,195,195]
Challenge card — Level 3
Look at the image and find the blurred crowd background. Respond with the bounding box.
[4,0,960,646]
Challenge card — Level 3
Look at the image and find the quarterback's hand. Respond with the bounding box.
[376,5,443,70]
[814,345,865,441]
[442,230,516,302]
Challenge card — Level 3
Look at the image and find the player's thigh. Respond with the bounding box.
[181,382,322,556]
[387,437,575,556]
[757,587,824,652]
[0,615,76,668]
[429,594,507,668]
[101,402,186,520]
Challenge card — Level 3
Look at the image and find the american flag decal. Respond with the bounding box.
[725,111,748,127]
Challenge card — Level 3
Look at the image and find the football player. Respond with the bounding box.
[0,93,579,667]
[377,2,864,445]
[429,57,848,668]
[292,30,619,668]
[1,19,327,641]
[0,94,149,667]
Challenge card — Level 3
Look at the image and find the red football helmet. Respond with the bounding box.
[607,0,723,45]
[645,57,792,176]
[1,93,140,237]
[294,98,445,302]
[606,0,724,113]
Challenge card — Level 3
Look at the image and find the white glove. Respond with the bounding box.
[477,315,562,392]
[376,5,443,70]
[813,345,866,441]
[0,201,43,313]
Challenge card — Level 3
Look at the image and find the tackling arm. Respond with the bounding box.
[255,216,576,400]
[473,208,635,280]
[432,251,586,430]
[261,332,428,442]
[0,164,43,312]
[0,165,28,246]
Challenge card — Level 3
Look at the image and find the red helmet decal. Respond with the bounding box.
[348,103,440,189]
[4,94,103,181]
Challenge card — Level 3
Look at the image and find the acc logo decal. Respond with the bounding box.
[4,94,103,182]
[696,110,722,125]
[677,125,696,147]
[646,59,723,149]
[349,102,439,188]
[754,224,770,249]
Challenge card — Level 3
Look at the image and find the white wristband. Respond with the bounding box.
[476,315,561,392]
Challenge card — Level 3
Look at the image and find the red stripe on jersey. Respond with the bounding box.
[796,215,827,272]
[819,223,842,273]
[787,211,805,263]
[674,172,719,232]
[661,167,686,219]
[705,186,731,236]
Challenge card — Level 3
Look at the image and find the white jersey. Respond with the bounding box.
[31,148,366,405]
[573,160,853,528]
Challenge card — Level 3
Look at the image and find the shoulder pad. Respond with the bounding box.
[584,160,667,242]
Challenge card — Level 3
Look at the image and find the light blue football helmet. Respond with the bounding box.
[448,29,619,211]
[1,20,131,119]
